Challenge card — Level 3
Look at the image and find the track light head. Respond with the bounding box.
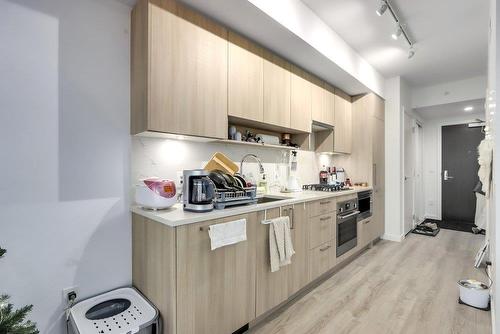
[376,1,388,16]
[391,25,402,40]
[408,46,415,59]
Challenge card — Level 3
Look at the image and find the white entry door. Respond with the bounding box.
[404,113,415,234]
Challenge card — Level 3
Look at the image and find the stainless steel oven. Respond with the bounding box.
[357,190,373,220]
[336,198,359,257]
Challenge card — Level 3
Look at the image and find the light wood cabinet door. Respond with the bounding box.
[263,52,291,128]
[176,213,257,334]
[287,203,310,296]
[290,66,312,133]
[334,89,352,154]
[309,241,334,281]
[255,207,289,316]
[132,214,177,334]
[309,213,335,249]
[310,78,334,126]
[372,111,385,238]
[146,2,228,138]
[228,32,264,122]
[324,83,336,126]
[359,217,374,247]
[350,94,374,183]
[308,198,336,217]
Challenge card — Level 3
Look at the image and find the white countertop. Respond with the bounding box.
[131,187,372,227]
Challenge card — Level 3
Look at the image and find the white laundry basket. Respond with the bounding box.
[68,287,160,334]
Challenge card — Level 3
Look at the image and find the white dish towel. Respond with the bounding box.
[268,216,295,272]
[208,218,247,250]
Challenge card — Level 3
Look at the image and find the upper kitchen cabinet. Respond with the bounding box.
[311,77,335,127]
[228,32,264,123]
[334,89,352,154]
[290,66,312,133]
[263,51,291,129]
[131,0,228,139]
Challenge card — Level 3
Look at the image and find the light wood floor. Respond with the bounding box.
[250,230,491,334]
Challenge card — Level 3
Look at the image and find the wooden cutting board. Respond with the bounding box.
[204,152,239,175]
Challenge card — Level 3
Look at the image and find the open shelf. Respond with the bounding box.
[216,139,298,150]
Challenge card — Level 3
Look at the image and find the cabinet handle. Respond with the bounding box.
[363,220,371,225]
[320,201,330,205]
[373,163,377,187]
[289,207,294,230]
[320,216,332,221]
[320,245,331,252]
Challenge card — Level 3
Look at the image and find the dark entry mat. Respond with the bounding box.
[424,218,476,233]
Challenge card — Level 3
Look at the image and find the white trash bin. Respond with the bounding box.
[68,287,160,334]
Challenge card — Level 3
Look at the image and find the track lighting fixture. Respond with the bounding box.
[376,1,388,16]
[408,46,415,59]
[391,25,402,40]
[376,0,415,59]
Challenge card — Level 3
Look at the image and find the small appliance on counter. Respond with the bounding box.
[282,150,302,193]
[183,169,215,212]
[68,287,160,334]
[135,178,177,210]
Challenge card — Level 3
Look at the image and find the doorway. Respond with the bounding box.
[404,113,416,235]
[441,124,483,230]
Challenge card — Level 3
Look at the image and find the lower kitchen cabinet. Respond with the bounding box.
[256,204,310,316]
[359,217,374,247]
[255,207,289,316]
[287,203,310,296]
[309,213,335,249]
[132,195,381,334]
[309,241,335,281]
[176,213,257,334]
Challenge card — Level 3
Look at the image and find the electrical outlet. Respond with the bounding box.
[62,286,79,304]
[176,171,183,188]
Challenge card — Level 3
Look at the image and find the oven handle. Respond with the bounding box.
[337,210,360,220]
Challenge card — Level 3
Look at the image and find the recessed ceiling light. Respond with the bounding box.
[464,106,474,112]
[376,1,388,16]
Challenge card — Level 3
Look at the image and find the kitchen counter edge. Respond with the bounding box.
[131,187,372,227]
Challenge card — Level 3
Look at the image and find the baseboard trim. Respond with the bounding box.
[381,233,404,242]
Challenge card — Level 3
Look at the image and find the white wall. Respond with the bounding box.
[383,76,415,241]
[421,113,485,219]
[0,1,131,333]
[488,0,498,331]
[131,137,356,195]
[412,75,487,108]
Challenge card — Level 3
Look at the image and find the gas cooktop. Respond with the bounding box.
[302,184,351,192]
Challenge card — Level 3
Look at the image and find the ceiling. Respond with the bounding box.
[301,0,489,87]
[414,98,485,120]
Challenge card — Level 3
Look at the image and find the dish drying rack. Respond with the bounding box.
[213,187,257,209]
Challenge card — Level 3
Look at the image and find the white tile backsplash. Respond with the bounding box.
[131,136,350,191]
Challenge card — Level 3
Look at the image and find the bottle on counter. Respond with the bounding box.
[319,166,328,185]
[257,173,269,195]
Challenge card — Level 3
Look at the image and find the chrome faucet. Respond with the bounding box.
[240,154,265,176]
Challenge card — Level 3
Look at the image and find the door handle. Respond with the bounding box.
[443,170,454,181]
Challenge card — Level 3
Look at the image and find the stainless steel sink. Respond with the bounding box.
[255,196,288,204]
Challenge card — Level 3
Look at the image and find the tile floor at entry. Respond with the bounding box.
[250,230,491,334]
